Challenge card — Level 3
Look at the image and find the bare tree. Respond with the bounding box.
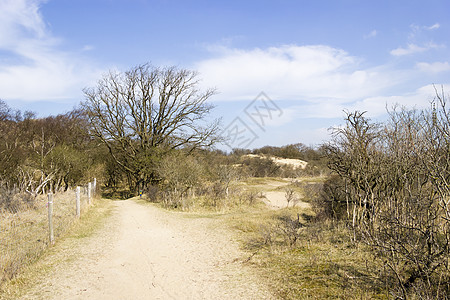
[82,64,220,192]
[284,187,297,207]
[325,98,450,298]
[325,111,382,230]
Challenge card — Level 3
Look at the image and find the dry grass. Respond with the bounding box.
[142,175,387,298]
[223,207,388,299]
[0,188,92,286]
[221,176,389,299]
[0,196,112,299]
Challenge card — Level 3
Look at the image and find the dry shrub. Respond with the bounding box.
[312,175,347,221]
[239,190,261,206]
[145,184,161,203]
[276,213,303,247]
[325,103,450,298]
[0,187,36,213]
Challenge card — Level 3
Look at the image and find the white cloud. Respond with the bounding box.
[0,0,48,47]
[283,84,449,120]
[410,23,440,33]
[390,44,428,56]
[407,23,441,43]
[390,43,439,56]
[364,30,377,39]
[426,23,440,30]
[417,61,450,73]
[197,45,397,103]
[197,44,450,123]
[0,0,101,102]
[348,87,432,116]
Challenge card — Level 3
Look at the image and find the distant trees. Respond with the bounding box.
[143,149,241,210]
[241,156,281,177]
[252,143,322,161]
[0,100,102,210]
[250,144,328,176]
[0,100,26,192]
[83,64,220,193]
[324,90,450,298]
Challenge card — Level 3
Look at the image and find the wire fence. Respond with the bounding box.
[0,179,97,284]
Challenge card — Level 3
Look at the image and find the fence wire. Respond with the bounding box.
[0,181,96,284]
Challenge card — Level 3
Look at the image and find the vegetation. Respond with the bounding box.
[83,64,220,193]
[226,208,387,299]
[0,197,112,299]
[2,61,449,299]
[216,90,450,299]
[0,100,102,211]
[322,90,450,298]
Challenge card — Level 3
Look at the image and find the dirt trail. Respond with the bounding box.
[254,179,310,210]
[21,200,273,300]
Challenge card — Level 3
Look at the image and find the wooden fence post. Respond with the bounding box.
[48,193,54,244]
[88,182,91,205]
[93,178,97,196]
[76,186,81,218]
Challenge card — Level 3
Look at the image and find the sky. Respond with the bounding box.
[1,0,449,150]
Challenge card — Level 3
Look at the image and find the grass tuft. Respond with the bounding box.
[0,196,113,299]
[222,191,388,299]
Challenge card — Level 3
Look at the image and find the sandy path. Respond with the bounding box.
[21,200,273,300]
[253,179,309,210]
[264,191,309,210]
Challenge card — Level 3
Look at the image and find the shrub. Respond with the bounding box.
[0,187,35,213]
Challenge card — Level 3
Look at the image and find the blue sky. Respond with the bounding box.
[1,0,449,149]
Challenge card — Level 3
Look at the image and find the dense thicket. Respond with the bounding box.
[0,100,104,210]
[323,90,450,298]
[251,143,323,161]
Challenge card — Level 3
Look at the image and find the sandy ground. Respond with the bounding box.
[244,154,308,169]
[263,190,310,210]
[244,178,310,210]
[21,200,273,300]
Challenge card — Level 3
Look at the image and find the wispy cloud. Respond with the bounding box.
[285,84,447,120]
[82,45,95,52]
[390,43,439,56]
[416,61,450,73]
[426,23,440,30]
[364,30,377,39]
[344,84,445,117]
[196,44,448,122]
[0,0,48,47]
[0,0,101,102]
[409,23,441,39]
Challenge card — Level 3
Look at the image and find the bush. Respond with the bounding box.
[325,104,450,298]
[241,157,281,177]
[276,213,303,247]
[145,184,160,202]
[312,175,347,221]
[0,187,35,213]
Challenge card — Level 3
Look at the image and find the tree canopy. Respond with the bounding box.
[82,64,220,192]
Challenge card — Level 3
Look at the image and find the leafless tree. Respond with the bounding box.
[83,64,220,192]
[325,92,450,298]
[284,187,297,207]
[325,111,382,230]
